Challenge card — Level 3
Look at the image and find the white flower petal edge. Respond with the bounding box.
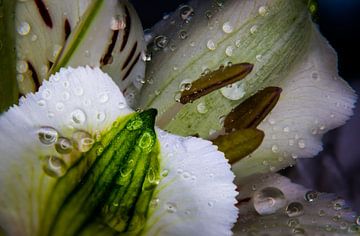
[0,66,132,235]
[143,129,238,236]
[233,174,359,235]
[0,66,237,236]
[233,26,357,181]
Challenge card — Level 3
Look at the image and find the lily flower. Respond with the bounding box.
[0,0,359,235]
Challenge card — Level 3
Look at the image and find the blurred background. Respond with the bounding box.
[131,0,360,212]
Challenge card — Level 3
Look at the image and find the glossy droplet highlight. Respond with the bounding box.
[286,202,304,217]
[55,138,73,154]
[179,5,194,22]
[304,190,318,202]
[43,155,67,178]
[258,6,268,16]
[17,21,31,35]
[38,127,59,145]
[222,22,233,33]
[220,81,246,100]
[154,35,169,49]
[165,202,177,213]
[139,132,154,151]
[207,40,216,50]
[16,60,28,73]
[197,102,208,114]
[71,109,87,125]
[72,130,94,153]
[253,187,286,215]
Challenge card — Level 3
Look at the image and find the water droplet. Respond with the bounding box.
[127,118,143,131]
[16,60,28,73]
[174,92,181,102]
[165,202,177,213]
[258,6,268,16]
[207,39,216,50]
[38,127,58,145]
[286,202,304,217]
[17,21,31,35]
[37,100,46,107]
[250,25,258,34]
[118,101,127,109]
[222,21,233,33]
[256,54,263,62]
[55,102,64,111]
[98,93,109,104]
[311,72,319,80]
[179,30,188,40]
[235,39,241,47]
[356,216,360,225]
[179,5,194,22]
[332,198,346,211]
[287,218,300,228]
[220,81,246,100]
[271,145,279,153]
[141,51,152,62]
[161,169,169,177]
[225,46,234,56]
[253,187,286,215]
[96,112,106,122]
[62,92,70,101]
[197,102,208,114]
[43,155,67,177]
[318,209,326,217]
[71,109,87,125]
[208,201,214,207]
[72,130,94,153]
[304,191,318,202]
[74,87,84,96]
[179,79,192,91]
[55,137,73,154]
[292,227,306,235]
[139,132,154,150]
[154,35,169,49]
[298,139,306,149]
[283,126,290,132]
[150,198,160,208]
[31,34,38,41]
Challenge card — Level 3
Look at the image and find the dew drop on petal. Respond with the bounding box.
[55,137,73,154]
[72,130,94,153]
[16,60,28,73]
[222,21,233,33]
[253,187,286,215]
[258,6,268,16]
[298,139,306,149]
[17,21,31,35]
[250,25,258,34]
[220,81,246,100]
[179,5,194,22]
[225,46,234,56]
[165,202,177,213]
[207,39,216,50]
[98,92,109,104]
[154,35,169,49]
[43,155,67,178]
[197,102,208,114]
[96,112,106,122]
[304,190,318,202]
[71,109,87,125]
[286,202,304,217]
[38,127,59,145]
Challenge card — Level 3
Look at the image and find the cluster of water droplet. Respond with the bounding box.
[38,126,95,178]
[246,184,360,234]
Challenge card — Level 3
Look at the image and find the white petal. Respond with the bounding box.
[143,129,238,236]
[233,26,356,181]
[234,174,359,235]
[0,67,132,235]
